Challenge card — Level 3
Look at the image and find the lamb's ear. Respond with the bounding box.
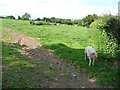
[88,50,90,52]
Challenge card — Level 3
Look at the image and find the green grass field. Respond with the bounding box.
[1,19,119,88]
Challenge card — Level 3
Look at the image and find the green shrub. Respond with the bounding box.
[81,14,98,27]
[90,15,120,43]
[90,15,120,59]
[90,15,111,29]
[90,17,106,29]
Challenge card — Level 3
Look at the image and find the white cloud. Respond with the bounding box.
[0,0,118,19]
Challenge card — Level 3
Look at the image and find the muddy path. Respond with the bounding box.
[2,29,100,88]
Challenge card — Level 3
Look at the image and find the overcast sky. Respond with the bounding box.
[0,0,119,19]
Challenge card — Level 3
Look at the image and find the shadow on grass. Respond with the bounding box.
[43,43,119,88]
[2,41,57,88]
[43,43,85,65]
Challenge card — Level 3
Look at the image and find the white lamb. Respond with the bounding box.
[84,46,97,66]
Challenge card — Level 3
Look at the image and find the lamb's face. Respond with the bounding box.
[90,53,96,60]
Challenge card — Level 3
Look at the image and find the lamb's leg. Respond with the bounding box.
[88,57,92,66]
[84,53,87,60]
[92,59,95,66]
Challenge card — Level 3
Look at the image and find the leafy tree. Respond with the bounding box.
[35,18,41,21]
[51,17,55,19]
[43,17,50,22]
[21,13,31,20]
[0,16,5,18]
[6,16,15,19]
[18,16,21,20]
[82,14,98,27]
[50,17,56,23]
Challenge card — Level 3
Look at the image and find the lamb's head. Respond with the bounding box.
[90,52,97,60]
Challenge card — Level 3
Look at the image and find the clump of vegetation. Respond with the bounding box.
[90,15,120,41]
[21,13,31,20]
[0,15,16,19]
[29,17,76,26]
[81,14,98,27]
[90,15,120,60]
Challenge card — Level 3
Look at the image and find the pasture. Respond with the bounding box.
[1,19,119,88]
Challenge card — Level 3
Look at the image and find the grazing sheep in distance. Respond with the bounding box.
[84,46,97,66]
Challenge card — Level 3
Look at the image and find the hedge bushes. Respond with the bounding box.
[81,14,98,27]
[90,15,120,59]
[90,15,120,43]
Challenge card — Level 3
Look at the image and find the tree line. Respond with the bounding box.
[0,13,98,26]
[29,14,98,26]
[0,13,31,20]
